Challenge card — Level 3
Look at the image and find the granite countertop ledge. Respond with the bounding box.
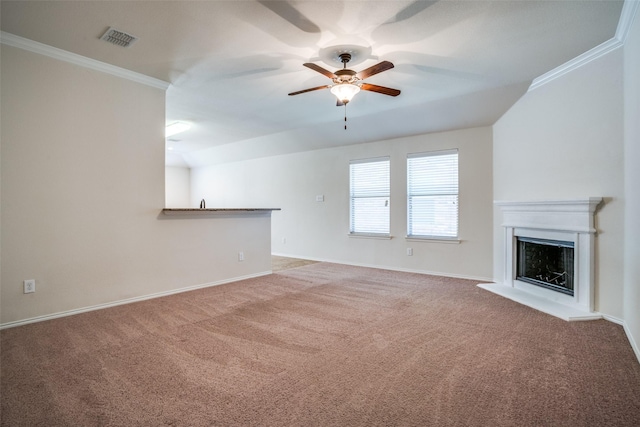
[161,208,281,216]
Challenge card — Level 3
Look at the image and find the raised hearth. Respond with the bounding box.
[479,198,603,321]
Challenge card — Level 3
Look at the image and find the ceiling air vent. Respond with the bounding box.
[100,27,138,48]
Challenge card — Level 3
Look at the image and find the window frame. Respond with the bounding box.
[406,149,459,240]
[349,156,391,237]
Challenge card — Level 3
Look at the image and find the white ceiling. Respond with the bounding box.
[0,1,624,167]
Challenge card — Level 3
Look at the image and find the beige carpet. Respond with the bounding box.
[2,262,639,426]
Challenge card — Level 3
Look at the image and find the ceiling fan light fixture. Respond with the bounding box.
[330,83,360,104]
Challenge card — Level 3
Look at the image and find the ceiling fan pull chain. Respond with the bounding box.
[344,104,348,130]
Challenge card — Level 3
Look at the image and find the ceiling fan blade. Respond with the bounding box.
[357,61,395,80]
[360,83,401,97]
[257,0,321,33]
[288,85,331,96]
[303,63,336,79]
[382,1,437,25]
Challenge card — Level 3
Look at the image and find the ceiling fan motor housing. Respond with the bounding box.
[333,69,359,84]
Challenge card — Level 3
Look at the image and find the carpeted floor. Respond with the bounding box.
[2,263,639,426]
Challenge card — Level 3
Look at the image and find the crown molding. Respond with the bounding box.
[529,0,638,91]
[616,0,640,44]
[0,31,170,91]
[528,38,622,91]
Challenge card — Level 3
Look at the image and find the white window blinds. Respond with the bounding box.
[350,157,390,235]
[407,150,458,238]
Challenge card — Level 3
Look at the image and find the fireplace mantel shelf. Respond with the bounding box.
[495,198,603,233]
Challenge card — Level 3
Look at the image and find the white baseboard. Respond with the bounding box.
[625,323,640,365]
[602,314,640,364]
[602,313,625,325]
[271,252,493,283]
[0,271,272,330]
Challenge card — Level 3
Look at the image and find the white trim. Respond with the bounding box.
[348,233,392,240]
[528,0,640,91]
[0,31,170,91]
[616,0,640,44]
[623,321,640,364]
[269,253,493,283]
[529,38,622,91]
[0,271,271,330]
[601,314,640,364]
[478,282,603,321]
[349,156,390,165]
[407,148,458,159]
[602,313,625,325]
[495,198,603,233]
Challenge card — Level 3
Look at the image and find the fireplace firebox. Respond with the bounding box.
[516,237,574,296]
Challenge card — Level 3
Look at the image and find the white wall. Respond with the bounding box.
[0,45,271,325]
[623,6,640,358]
[192,126,494,281]
[493,49,625,317]
[165,166,191,208]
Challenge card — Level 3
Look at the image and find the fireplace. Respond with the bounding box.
[478,198,603,321]
[516,237,574,296]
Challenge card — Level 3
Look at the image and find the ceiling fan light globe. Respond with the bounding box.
[330,83,360,104]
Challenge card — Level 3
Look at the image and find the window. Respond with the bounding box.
[407,149,458,239]
[349,157,390,235]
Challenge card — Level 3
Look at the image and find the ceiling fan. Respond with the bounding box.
[288,53,401,106]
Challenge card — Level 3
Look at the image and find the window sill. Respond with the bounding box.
[405,236,461,244]
[348,233,392,240]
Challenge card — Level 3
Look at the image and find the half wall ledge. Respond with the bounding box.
[161,208,281,217]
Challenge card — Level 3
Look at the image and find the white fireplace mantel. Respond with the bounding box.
[479,198,603,321]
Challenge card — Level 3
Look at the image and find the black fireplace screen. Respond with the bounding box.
[516,237,575,296]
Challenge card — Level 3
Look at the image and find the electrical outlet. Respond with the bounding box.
[281,237,286,244]
[238,251,244,262]
[406,248,413,256]
[315,195,324,202]
[24,279,36,294]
